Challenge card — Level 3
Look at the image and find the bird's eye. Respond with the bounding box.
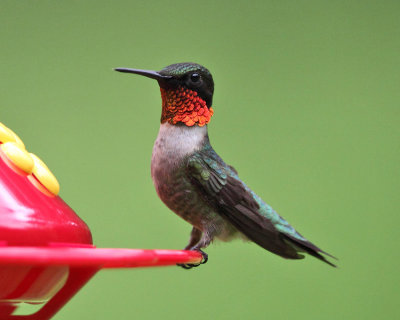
[190,73,200,82]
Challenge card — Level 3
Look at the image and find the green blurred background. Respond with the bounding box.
[1,0,399,319]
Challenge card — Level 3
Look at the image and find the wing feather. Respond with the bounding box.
[187,150,336,266]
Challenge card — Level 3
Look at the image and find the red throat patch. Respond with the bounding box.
[160,87,214,127]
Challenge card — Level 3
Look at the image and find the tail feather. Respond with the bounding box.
[282,234,337,267]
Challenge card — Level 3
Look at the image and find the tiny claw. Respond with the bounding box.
[177,263,195,269]
[176,249,208,270]
[177,262,202,269]
[196,249,208,264]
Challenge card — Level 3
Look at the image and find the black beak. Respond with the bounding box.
[114,68,171,81]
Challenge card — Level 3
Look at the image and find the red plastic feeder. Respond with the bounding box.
[0,123,201,319]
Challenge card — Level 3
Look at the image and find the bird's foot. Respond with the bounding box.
[177,249,208,270]
[176,263,198,269]
[197,249,208,264]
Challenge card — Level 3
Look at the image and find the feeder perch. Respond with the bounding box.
[0,123,201,319]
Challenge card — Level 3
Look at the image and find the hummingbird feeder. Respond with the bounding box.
[0,122,201,319]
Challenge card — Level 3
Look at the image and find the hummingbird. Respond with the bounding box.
[115,63,336,268]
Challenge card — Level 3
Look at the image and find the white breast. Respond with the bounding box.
[151,123,207,172]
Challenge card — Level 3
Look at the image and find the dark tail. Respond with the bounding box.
[282,234,337,267]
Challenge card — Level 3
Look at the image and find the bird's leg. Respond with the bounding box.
[184,227,203,250]
[178,227,209,269]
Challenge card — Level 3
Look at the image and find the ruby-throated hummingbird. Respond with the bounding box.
[115,63,336,268]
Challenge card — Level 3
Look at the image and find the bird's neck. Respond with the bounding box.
[153,123,209,163]
[160,87,214,127]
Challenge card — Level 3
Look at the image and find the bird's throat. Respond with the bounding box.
[160,87,214,127]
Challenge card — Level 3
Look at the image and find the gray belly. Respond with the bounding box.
[151,161,240,241]
[151,161,215,230]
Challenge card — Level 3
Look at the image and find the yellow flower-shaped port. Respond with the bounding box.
[0,142,34,173]
[30,153,60,196]
[0,122,60,196]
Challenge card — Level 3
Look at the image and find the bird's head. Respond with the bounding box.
[115,63,214,127]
